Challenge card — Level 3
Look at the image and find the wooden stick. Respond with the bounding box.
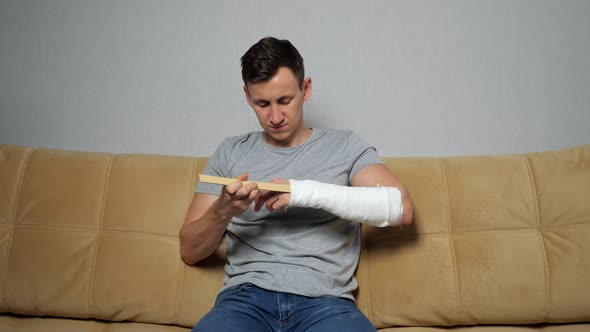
[198,174,291,193]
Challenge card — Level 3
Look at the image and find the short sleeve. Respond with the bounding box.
[195,140,233,196]
[346,132,384,184]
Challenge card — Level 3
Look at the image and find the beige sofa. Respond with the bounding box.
[0,143,589,331]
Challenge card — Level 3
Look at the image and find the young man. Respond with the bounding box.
[179,37,413,331]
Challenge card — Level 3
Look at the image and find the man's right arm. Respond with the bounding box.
[179,174,259,265]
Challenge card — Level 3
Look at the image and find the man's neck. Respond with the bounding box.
[263,127,313,148]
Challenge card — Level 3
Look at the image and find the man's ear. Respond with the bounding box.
[302,77,312,101]
[243,85,253,106]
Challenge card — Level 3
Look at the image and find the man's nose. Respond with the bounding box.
[269,104,284,124]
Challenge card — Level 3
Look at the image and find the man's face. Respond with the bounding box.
[244,67,312,148]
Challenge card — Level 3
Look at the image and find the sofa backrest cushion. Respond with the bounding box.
[0,145,224,327]
[355,144,590,328]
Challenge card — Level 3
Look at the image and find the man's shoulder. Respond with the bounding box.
[315,128,375,156]
[315,128,354,140]
[316,128,367,146]
[318,128,352,135]
[209,131,262,162]
[218,131,262,149]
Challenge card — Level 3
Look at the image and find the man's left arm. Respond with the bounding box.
[351,164,414,226]
[256,164,414,227]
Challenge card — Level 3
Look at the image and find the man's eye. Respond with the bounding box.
[257,102,269,107]
[279,99,292,105]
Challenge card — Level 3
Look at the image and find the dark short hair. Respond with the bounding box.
[241,37,305,88]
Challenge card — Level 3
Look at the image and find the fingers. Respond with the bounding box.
[254,189,274,211]
[221,174,259,217]
[254,195,266,212]
[269,195,289,211]
[254,192,291,212]
[253,178,293,212]
[254,190,283,212]
[263,195,280,211]
[222,174,292,214]
[225,173,249,195]
[226,181,258,200]
[235,182,258,199]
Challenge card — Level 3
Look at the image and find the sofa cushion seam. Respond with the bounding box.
[441,158,461,325]
[88,154,115,319]
[523,154,551,321]
[2,147,33,312]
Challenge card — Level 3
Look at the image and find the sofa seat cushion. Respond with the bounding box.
[0,315,190,332]
[380,323,590,331]
[2,315,587,332]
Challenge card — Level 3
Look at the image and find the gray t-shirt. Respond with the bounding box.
[195,128,383,300]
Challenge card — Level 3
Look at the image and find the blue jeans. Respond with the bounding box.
[193,283,376,332]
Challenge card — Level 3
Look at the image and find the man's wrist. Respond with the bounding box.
[209,199,235,224]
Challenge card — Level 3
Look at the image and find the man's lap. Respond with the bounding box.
[193,283,376,332]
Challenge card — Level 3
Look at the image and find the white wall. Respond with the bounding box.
[1,0,589,157]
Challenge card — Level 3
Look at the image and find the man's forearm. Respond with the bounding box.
[179,203,232,265]
[289,179,410,227]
